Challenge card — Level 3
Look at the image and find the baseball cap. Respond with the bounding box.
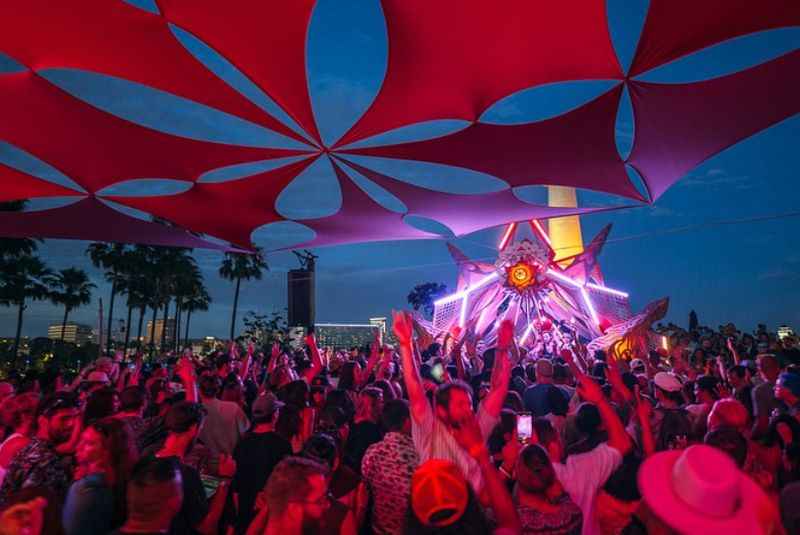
[653,372,683,393]
[252,392,284,420]
[410,460,469,528]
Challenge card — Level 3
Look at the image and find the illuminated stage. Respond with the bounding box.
[430,220,667,355]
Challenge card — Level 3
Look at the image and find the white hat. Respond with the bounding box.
[639,445,770,535]
[87,371,110,384]
[653,371,682,393]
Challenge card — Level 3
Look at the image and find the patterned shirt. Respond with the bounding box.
[412,402,498,493]
[0,438,73,506]
[362,432,419,535]
[518,494,582,535]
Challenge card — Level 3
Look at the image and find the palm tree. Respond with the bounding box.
[48,268,95,341]
[181,282,211,347]
[407,282,448,319]
[0,254,53,359]
[219,248,267,340]
[0,201,39,260]
[173,259,203,351]
[87,243,129,354]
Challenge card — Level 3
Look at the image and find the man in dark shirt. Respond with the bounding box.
[523,359,565,417]
[232,392,291,534]
[110,456,184,535]
[0,392,80,507]
[344,387,384,473]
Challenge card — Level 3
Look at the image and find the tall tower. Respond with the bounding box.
[547,186,584,264]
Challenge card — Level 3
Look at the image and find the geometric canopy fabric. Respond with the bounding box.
[0,0,797,251]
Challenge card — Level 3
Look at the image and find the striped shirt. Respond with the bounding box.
[411,402,498,493]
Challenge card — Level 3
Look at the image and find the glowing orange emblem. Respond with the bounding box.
[506,262,536,291]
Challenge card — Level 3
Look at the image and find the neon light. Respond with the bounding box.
[530,219,552,247]
[586,282,629,298]
[580,287,600,325]
[434,272,499,306]
[545,269,581,288]
[498,222,517,250]
[459,298,468,327]
[520,323,534,344]
[315,323,380,328]
[661,335,669,351]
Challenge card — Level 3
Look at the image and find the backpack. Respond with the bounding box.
[656,407,692,451]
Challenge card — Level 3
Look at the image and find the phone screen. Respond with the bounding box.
[517,413,532,442]
[200,475,223,498]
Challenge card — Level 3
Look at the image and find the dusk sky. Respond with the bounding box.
[1,0,798,338]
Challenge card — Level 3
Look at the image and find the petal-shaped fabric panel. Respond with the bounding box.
[107,158,317,248]
[334,0,621,147]
[342,87,642,200]
[0,72,311,193]
[628,50,800,201]
[0,196,243,251]
[0,0,305,143]
[339,159,621,236]
[158,0,321,145]
[0,163,80,202]
[290,160,437,249]
[629,0,800,76]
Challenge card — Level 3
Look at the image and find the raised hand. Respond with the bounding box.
[449,413,488,459]
[218,453,236,478]
[576,373,606,404]
[497,319,514,350]
[392,310,413,346]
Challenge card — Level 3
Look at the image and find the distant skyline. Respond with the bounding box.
[1,0,798,338]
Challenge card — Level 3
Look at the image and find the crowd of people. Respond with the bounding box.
[0,311,798,534]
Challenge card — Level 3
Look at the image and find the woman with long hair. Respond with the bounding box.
[63,417,139,535]
[0,393,39,488]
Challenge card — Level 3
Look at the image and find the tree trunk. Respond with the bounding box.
[12,300,24,360]
[230,277,241,340]
[160,298,169,352]
[149,304,158,356]
[61,306,69,341]
[184,309,192,348]
[174,299,182,352]
[136,307,145,349]
[107,278,117,354]
[123,305,133,354]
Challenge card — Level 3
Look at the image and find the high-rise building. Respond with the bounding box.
[314,323,379,350]
[47,323,94,345]
[144,318,177,346]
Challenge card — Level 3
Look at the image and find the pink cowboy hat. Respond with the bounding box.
[638,444,770,535]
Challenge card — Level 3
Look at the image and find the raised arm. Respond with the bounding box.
[357,331,383,387]
[450,414,521,534]
[482,320,513,418]
[176,356,198,403]
[393,310,429,419]
[301,333,323,384]
[563,349,632,456]
[634,386,656,457]
[237,341,253,380]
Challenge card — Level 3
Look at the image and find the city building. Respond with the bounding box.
[47,323,94,345]
[778,325,795,340]
[144,318,177,346]
[314,323,380,349]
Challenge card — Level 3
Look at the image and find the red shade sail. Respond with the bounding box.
[628,50,800,201]
[0,0,306,144]
[0,72,311,193]
[158,0,321,145]
[290,160,437,250]
[629,0,800,76]
[337,159,619,237]
[0,197,244,251]
[107,158,317,248]
[0,163,80,202]
[342,87,642,200]
[334,0,622,147]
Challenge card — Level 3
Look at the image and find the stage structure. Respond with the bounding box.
[430,219,666,352]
